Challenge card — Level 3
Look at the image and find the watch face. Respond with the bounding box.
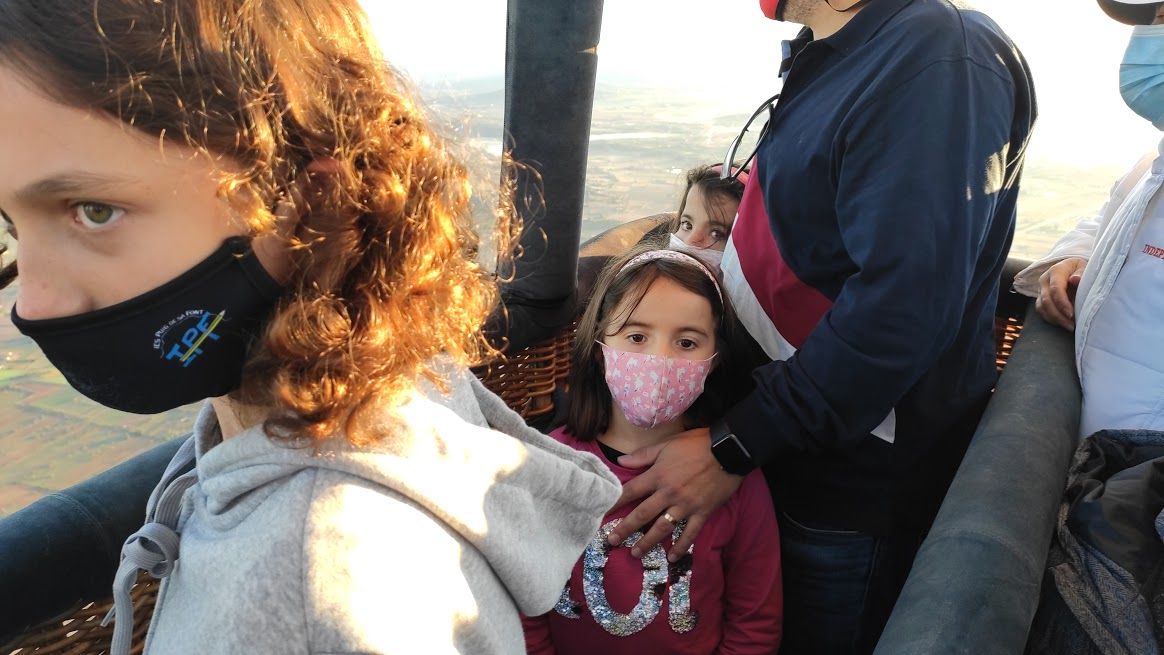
[713,433,754,475]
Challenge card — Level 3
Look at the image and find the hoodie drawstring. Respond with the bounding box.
[102,436,198,655]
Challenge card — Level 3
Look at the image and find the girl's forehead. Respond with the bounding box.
[685,183,738,224]
[608,274,715,329]
[0,65,222,205]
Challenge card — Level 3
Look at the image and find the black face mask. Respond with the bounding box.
[11,237,283,414]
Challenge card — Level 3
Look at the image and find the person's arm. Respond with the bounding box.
[726,57,1022,463]
[1012,217,1098,298]
[521,613,558,655]
[1012,153,1154,297]
[1032,256,1088,330]
[1015,155,1154,329]
[717,473,783,655]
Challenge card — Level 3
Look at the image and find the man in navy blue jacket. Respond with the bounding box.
[610,0,1036,651]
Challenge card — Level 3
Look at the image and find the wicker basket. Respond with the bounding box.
[4,577,157,655]
[472,323,576,420]
[995,315,1024,372]
[5,306,1029,654]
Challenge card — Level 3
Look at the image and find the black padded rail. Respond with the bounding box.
[488,0,605,352]
[874,305,1081,654]
[0,438,187,645]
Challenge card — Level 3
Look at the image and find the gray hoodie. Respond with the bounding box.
[106,363,620,654]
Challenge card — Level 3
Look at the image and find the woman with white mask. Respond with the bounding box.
[1015,0,1164,437]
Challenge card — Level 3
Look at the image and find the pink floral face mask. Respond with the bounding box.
[598,342,715,429]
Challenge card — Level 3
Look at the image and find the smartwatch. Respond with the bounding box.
[709,418,755,476]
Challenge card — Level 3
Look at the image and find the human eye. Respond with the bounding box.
[678,220,693,232]
[677,338,699,350]
[626,333,646,344]
[70,202,125,230]
[710,229,727,243]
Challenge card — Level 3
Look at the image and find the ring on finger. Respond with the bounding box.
[662,511,681,524]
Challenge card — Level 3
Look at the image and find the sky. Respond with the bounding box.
[363,0,1161,169]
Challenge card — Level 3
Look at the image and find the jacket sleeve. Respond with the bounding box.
[521,614,558,655]
[717,472,783,655]
[1012,153,1155,297]
[726,58,1020,460]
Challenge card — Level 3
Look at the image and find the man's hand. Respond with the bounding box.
[1035,257,1086,331]
[608,427,744,562]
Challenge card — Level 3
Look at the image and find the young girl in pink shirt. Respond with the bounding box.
[523,248,782,655]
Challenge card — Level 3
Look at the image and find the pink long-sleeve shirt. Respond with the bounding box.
[522,428,782,655]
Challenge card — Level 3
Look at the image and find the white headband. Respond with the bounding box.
[617,249,723,303]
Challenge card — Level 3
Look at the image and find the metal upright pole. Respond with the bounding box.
[490,0,604,351]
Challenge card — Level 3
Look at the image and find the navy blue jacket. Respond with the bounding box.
[723,0,1036,534]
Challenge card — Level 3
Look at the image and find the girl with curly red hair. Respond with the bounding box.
[0,1,618,653]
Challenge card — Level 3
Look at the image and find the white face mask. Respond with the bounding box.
[668,233,724,273]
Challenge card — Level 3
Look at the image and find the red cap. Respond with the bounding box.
[760,0,783,20]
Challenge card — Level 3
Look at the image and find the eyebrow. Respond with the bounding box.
[13,171,133,204]
[680,214,731,231]
[620,320,711,338]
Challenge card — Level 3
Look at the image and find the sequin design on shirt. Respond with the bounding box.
[667,520,697,633]
[555,517,699,636]
[554,586,582,619]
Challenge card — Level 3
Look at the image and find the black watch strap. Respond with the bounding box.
[710,418,755,476]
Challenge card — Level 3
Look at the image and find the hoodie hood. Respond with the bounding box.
[191,362,620,615]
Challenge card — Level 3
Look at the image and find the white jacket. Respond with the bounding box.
[1014,139,1164,436]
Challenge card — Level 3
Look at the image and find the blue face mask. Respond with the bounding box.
[1121,24,1164,130]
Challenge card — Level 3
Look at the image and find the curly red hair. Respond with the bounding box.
[0,0,515,444]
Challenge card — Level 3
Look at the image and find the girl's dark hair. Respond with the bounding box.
[566,245,757,442]
[0,0,517,446]
[671,163,747,233]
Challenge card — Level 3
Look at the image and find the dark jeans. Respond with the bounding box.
[778,512,926,655]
